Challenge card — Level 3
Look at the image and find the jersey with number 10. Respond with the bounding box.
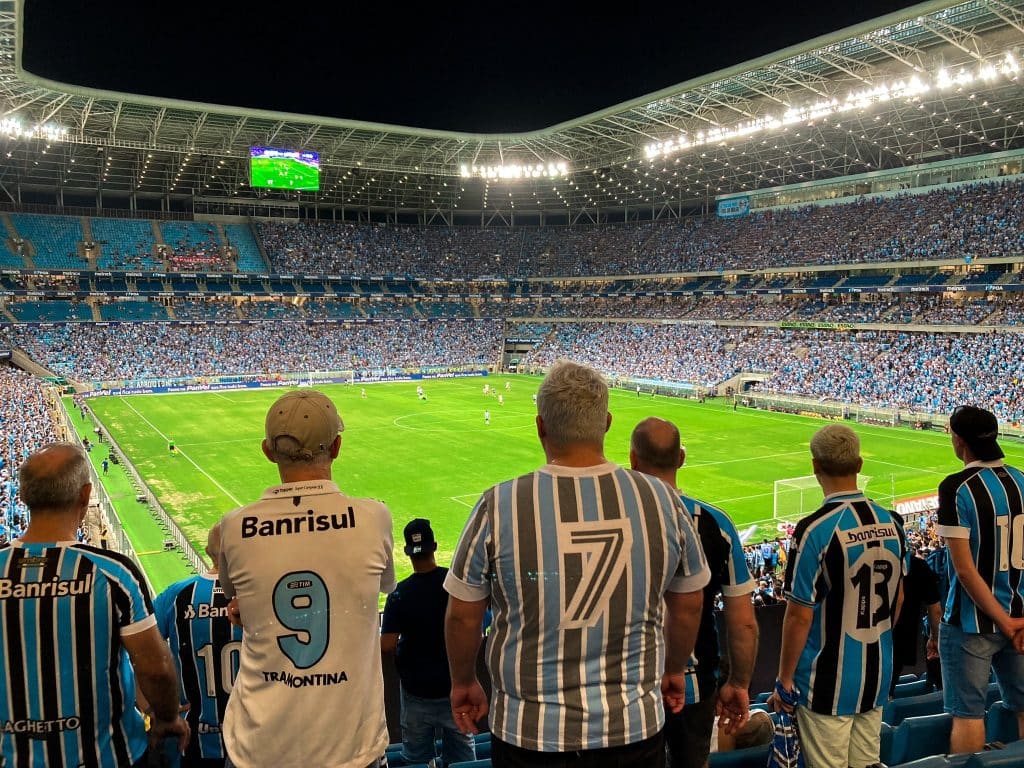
[936,460,1024,633]
[218,480,396,768]
[153,574,242,763]
[783,492,908,716]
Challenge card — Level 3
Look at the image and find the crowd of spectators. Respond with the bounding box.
[250,178,1024,278]
[0,320,503,382]
[0,366,62,542]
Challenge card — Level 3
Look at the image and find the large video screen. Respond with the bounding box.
[250,147,320,191]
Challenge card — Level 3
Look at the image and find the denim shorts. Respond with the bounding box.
[939,622,1024,718]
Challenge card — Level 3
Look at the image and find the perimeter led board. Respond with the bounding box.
[250,147,320,191]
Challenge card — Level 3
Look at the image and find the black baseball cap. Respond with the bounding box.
[950,405,1004,461]
[403,518,437,556]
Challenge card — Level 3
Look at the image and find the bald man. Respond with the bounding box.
[154,524,244,767]
[0,443,187,768]
[630,418,759,768]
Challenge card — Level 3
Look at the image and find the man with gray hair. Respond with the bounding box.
[0,443,187,768]
[769,424,908,768]
[445,360,710,767]
[217,390,396,768]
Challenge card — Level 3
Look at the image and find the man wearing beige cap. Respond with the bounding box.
[217,389,396,768]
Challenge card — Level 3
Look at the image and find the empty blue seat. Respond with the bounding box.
[708,744,770,768]
[985,701,1020,745]
[892,755,971,768]
[889,713,953,764]
[885,690,945,726]
[963,738,1024,768]
[880,721,896,765]
[896,679,934,698]
[899,674,920,684]
[449,760,492,768]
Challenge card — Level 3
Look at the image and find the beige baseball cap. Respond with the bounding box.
[265,389,344,460]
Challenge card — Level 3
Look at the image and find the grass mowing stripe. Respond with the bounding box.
[117,396,242,506]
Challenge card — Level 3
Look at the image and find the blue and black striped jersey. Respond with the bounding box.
[0,541,154,768]
[783,492,909,716]
[153,574,242,763]
[676,496,754,705]
[936,460,1024,633]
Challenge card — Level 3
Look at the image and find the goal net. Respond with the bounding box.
[773,474,872,522]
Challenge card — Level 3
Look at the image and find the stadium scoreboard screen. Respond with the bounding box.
[250,147,320,191]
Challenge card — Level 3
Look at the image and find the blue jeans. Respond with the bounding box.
[939,622,1024,718]
[400,687,476,767]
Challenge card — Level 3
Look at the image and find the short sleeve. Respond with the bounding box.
[103,556,157,637]
[152,582,177,639]
[784,526,825,608]
[936,474,970,539]
[378,504,397,595]
[444,490,494,602]
[711,507,755,597]
[380,587,402,635]
[667,501,711,594]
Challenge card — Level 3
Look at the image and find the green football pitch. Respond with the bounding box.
[82,375,1024,591]
[250,156,320,190]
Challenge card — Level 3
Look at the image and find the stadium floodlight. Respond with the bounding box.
[460,162,569,180]
[645,49,1021,161]
[0,117,68,142]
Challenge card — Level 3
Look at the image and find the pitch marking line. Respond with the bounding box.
[450,494,479,509]
[118,397,242,507]
[687,450,806,468]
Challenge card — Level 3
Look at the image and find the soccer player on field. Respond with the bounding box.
[217,390,396,768]
[154,524,243,768]
[445,360,709,767]
[0,444,188,768]
[769,424,908,768]
[937,406,1024,753]
[629,417,758,768]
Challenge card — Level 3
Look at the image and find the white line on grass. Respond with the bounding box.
[118,397,242,506]
[688,450,806,468]
[449,495,478,509]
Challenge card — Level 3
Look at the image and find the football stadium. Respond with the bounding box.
[3,0,1024,765]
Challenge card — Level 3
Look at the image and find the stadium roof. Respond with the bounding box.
[2,0,1024,219]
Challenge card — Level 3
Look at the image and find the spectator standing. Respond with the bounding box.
[0,443,187,767]
[381,519,476,767]
[769,425,908,768]
[445,360,710,767]
[629,417,759,768]
[217,390,396,768]
[936,406,1024,753]
[153,524,244,768]
[890,546,941,695]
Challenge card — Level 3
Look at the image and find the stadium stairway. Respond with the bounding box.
[0,212,32,268]
[79,217,97,268]
[0,303,15,323]
[150,220,165,247]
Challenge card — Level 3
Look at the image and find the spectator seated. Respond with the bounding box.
[97,299,169,321]
[8,300,92,323]
[10,214,85,269]
[91,218,159,270]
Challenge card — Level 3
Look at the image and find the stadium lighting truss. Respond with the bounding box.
[2,0,1024,217]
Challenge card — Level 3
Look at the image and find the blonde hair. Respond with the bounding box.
[537,360,609,448]
[810,423,861,477]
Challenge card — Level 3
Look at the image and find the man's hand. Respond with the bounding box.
[227,597,242,629]
[999,615,1024,640]
[149,715,190,754]
[1014,627,1024,654]
[926,637,939,660]
[716,681,750,735]
[450,681,488,735]
[767,679,796,715]
[661,672,688,714]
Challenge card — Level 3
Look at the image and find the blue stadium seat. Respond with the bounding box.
[900,674,921,684]
[891,756,971,768]
[985,701,1020,745]
[884,690,945,726]
[754,691,772,703]
[888,713,953,764]
[986,683,1002,710]
[707,744,770,768]
[896,679,934,698]
[963,739,1024,768]
[880,721,897,765]
[449,760,491,768]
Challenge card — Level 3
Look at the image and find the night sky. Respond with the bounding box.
[24,0,917,133]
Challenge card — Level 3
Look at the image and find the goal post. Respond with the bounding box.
[773,473,873,522]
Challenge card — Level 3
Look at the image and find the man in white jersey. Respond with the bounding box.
[446,360,709,768]
[217,390,396,768]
